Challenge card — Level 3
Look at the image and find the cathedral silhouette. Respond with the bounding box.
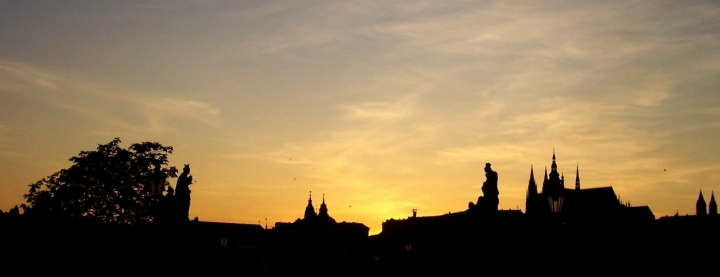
[524,150,655,224]
[5,150,720,274]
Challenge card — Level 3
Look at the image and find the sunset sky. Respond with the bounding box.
[2,1,720,234]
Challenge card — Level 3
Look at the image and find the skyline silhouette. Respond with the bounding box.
[4,147,718,275]
[2,1,720,234]
[5,139,710,234]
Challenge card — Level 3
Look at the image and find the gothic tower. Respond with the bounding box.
[526,165,538,214]
[696,190,707,216]
[710,192,717,215]
[545,150,563,195]
[527,165,538,196]
[542,167,549,193]
[575,165,581,191]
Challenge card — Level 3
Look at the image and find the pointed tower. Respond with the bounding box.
[526,165,538,214]
[709,192,717,215]
[542,167,549,193]
[696,190,707,216]
[527,165,538,196]
[318,193,329,217]
[561,172,565,189]
[575,164,581,191]
[304,191,317,220]
[546,150,562,195]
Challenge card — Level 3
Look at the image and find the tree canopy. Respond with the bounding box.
[22,138,178,225]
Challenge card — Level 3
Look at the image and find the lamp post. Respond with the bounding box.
[148,166,166,225]
[149,167,166,197]
[547,195,564,214]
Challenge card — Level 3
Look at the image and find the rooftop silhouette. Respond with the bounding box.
[3,148,719,275]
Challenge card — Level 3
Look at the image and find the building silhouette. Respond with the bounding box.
[8,150,720,274]
[368,151,659,274]
[525,151,655,225]
[270,192,369,275]
[696,190,707,216]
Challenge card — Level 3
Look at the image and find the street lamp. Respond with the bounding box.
[148,166,166,225]
[149,167,166,197]
[547,195,564,213]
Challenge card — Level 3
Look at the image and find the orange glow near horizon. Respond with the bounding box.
[2,1,720,234]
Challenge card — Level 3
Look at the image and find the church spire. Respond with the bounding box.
[546,150,561,194]
[526,165,538,215]
[527,165,538,196]
[697,190,707,216]
[542,166,549,193]
[710,192,717,215]
[575,164,581,191]
[318,193,329,217]
[304,191,317,219]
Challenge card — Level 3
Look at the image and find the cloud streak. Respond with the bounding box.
[3,1,720,227]
[0,61,222,136]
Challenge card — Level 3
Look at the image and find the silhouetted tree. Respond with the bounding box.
[22,138,178,225]
[8,205,20,216]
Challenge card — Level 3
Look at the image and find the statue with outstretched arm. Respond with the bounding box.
[175,164,193,222]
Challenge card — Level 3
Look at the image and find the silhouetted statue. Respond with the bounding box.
[483,163,499,197]
[175,164,193,222]
[156,186,175,225]
[472,163,499,212]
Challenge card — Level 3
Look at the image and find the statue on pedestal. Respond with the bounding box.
[174,164,193,222]
[470,163,499,212]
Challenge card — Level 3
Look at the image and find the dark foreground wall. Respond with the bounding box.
[2,219,268,275]
[3,216,719,276]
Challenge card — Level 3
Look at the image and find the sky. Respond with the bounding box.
[2,0,720,234]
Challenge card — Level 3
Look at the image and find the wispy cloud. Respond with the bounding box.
[0,61,222,135]
[3,1,720,225]
[0,61,63,91]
